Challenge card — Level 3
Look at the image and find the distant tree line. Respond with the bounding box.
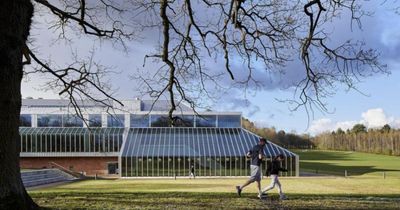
[242,118,314,149]
[313,124,400,156]
[242,118,400,156]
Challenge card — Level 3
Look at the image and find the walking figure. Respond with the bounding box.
[261,154,287,200]
[236,137,267,198]
[189,165,196,179]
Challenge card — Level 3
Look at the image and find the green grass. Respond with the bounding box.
[294,149,400,177]
[30,178,400,209]
[29,150,400,209]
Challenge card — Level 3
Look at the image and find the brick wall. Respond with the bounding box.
[20,157,118,176]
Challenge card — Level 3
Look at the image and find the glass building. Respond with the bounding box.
[19,99,299,177]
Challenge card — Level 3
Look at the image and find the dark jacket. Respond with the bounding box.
[266,160,287,176]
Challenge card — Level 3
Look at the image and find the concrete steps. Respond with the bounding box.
[22,169,76,188]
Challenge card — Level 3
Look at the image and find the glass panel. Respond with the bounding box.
[63,115,83,127]
[120,127,297,177]
[130,115,149,127]
[196,115,216,127]
[20,114,32,127]
[217,115,241,128]
[150,115,170,127]
[107,114,125,127]
[37,114,62,127]
[88,114,102,127]
[174,115,194,127]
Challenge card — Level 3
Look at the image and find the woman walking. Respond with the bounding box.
[261,154,287,200]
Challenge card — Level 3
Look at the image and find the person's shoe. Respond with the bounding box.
[280,194,287,200]
[236,186,242,197]
[257,193,267,199]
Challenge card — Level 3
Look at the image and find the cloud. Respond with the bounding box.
[308,118,335,134]
[335,121,358,131]
[213,92,261,117]
[308,108,400,135]
[360,108,391,128]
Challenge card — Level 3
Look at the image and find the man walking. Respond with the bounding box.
[236,137,267,198]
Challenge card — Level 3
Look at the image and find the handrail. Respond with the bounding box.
[48,162,85,178]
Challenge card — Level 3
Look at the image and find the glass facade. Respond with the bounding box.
[20,114,32,127]
[63,115,83,127]
[37,114,62,127]
[150,115,170,127]
[174,115,194,127]
[19,127,123,153]
[196,115,216,127]
[217,115,241,128]
[107,114,125,127]
[121,128,298,177]
[88,114,102,127]
[130,115,149,127]
[19,109,298,177]
[23,114,242,128]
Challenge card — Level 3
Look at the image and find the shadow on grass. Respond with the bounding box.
[32,191,400,210]
[296,150,354,161]
[300,161,400,176]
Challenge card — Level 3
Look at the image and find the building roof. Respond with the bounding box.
[22,98,192,112]
[121,127,297,157]
[22,99,110,108]
[140,100,192,112]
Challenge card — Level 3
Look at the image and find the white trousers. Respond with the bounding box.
[262,175,283,196]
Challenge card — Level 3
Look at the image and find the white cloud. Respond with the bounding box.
[360,108,390,128]
[393,119,400,128]
[381,27,400,48]
[308,108,400,135]
[308,118,335,134]
[334,121,358,131]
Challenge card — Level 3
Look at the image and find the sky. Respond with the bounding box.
[22,1,400,135]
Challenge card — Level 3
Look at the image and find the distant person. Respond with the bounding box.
[261,154,288,200]
[236,137,267,198]
[189,165,196,179]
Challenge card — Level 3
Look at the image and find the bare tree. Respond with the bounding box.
[0,0,395,209]
[1,0,136,209]
[137,0,388,124]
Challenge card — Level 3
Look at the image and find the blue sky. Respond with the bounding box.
[22,1,400,135]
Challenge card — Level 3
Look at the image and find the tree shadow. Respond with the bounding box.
[34,191,400,210]
[297,150,356,161]
[300,161,400,176]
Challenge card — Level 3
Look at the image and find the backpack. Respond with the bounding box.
[265,160,272,177]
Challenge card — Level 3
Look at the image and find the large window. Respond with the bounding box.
[20,114,32,127]
[217,115,241,128]
[37,115,62,127]
[63,115,83,127]
[19,128,124,153]
[120,128,299,177]
[174,115,194,127]
[107,114,125,127]
[196,115,216,127]
[130,115,149,127]
[150,115,170,127]
[88,114,102,127]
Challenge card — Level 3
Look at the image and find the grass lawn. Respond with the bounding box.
[294,150,400,177]
[29,150,400,209]
[30,178,400,209]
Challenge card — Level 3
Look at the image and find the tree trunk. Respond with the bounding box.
[0,0,37,209]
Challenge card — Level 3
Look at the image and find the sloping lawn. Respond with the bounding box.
[294,150,400,177]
